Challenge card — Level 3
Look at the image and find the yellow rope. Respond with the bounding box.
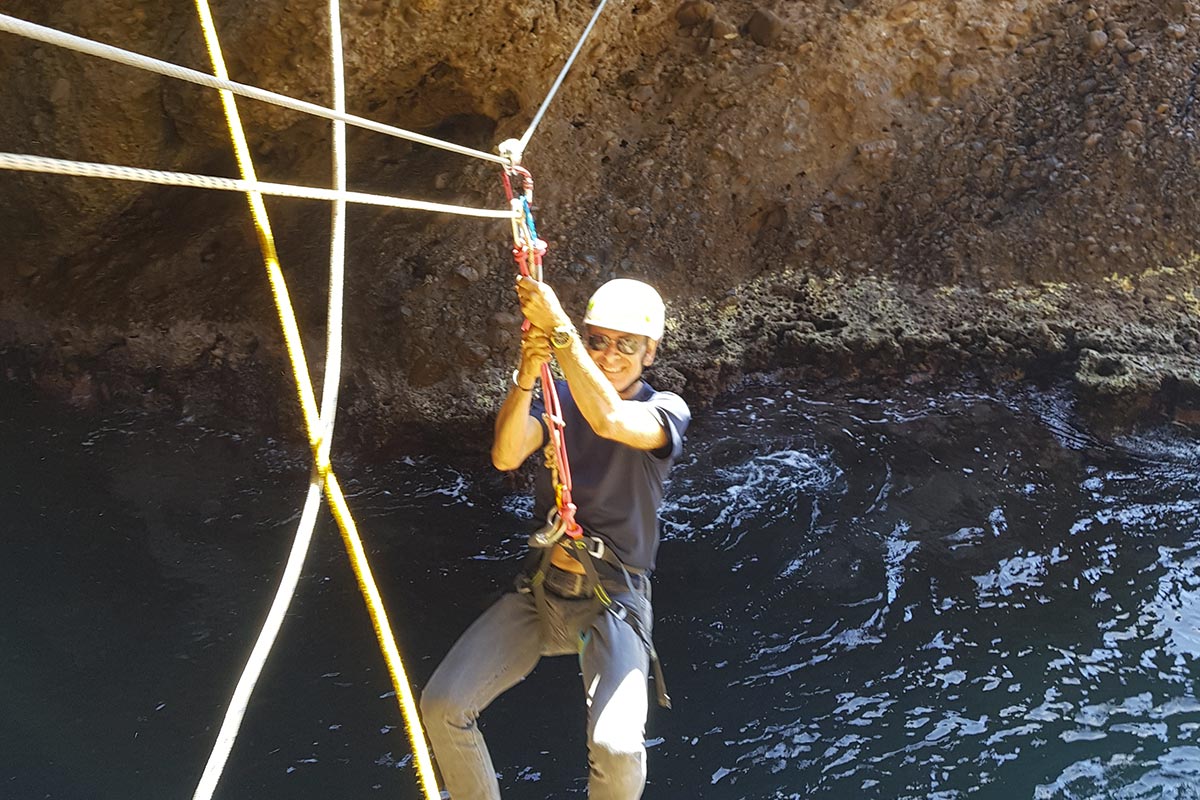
[192,3,438,798]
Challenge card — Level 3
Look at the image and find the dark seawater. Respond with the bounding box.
[3,383,1199,799]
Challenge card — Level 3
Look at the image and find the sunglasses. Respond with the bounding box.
[585,332,642,356]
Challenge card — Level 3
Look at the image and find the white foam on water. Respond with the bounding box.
[1035,746,1200,798]
[661,447,843,544]
[884,524,918,605]
[973,551,1049,600]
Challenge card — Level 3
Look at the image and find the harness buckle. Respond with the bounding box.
[585,536,606,560]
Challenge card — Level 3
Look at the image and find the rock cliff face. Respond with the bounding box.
[2,0,1198,446]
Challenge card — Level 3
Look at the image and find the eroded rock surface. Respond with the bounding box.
[1,0,1197,447]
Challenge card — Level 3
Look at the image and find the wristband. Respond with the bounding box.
[512,369,534,392]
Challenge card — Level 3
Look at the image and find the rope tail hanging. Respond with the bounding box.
[187,3,438,799]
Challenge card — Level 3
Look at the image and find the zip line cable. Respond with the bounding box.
[0,152,517,219]
[515,0,613,156]
[186,2,438,799]
[0,13,508,167]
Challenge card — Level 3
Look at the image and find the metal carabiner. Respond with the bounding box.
[529,506,568,549]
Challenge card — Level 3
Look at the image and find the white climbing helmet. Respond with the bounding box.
[583,278,666,341]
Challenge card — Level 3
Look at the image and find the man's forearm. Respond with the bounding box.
[492,382,537,470]
[553,333,624,435]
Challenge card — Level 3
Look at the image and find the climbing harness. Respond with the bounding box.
[498,152,672,709]
[519,522,674,709]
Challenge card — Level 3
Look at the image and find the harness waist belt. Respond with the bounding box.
[581,536,648,575]
[543,564,592,599]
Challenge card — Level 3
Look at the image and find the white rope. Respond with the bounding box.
[321,0,347,466]
[3,4,617,794]
[187,2,335,796]
[0,151,518,219]
[516,0,613,155]
[191,477,322,800]
[0,13,509,166]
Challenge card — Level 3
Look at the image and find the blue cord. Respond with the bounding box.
[522,196,539,242]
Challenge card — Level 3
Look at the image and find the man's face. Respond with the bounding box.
[585,325,657,395]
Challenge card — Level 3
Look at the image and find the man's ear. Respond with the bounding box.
[643,339,658,367]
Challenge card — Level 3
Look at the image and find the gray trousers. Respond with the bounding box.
[421,568,653,799]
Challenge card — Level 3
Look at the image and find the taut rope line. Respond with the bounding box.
[0,152,516,219]
[187,2,438,799]
[0,13,508,166]
[514,0,614,156]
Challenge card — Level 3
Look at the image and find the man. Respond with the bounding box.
[421,276,691,799]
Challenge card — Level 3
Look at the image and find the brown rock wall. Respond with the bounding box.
[1,0,1197,445]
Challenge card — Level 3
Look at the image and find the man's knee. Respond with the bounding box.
[420,679,471,731]
[588,739,646,797]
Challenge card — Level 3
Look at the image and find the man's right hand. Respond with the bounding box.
[494,327,552,470]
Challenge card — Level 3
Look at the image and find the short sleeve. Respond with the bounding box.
[648,390,690,461]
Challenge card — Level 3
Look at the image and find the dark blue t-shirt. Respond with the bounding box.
[530,380,690,572]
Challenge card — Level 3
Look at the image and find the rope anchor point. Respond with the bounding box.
[497,138,524,169]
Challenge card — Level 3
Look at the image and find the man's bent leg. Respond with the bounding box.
[421,592,543,800]
[580,598,651,800]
